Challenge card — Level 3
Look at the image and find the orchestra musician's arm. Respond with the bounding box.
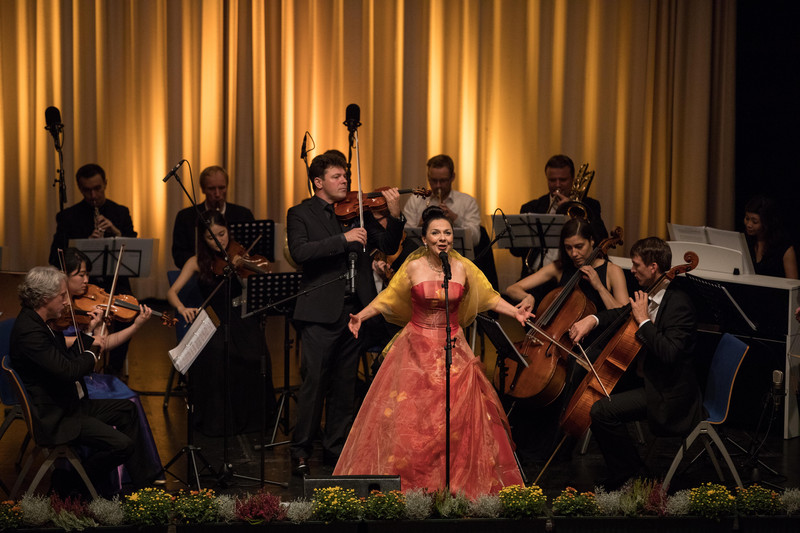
[783,246,798,279]
[633,290,695,366]
[505,262,561,313]
[579,262,629,309]
[166,256,201,323]
[64,305,153,352]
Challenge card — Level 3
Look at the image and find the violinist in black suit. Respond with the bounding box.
[9,266,156,494]
[286,152,404,475]
[511,154,607,277]
[569,237,703,489]
[171,165,254,269]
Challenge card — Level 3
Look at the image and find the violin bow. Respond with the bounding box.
[97,244,126,351]
[524,320,611,399]
[352,130,365,251]
[56,248,85,353]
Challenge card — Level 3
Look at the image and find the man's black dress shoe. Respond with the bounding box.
[292,457,310,477]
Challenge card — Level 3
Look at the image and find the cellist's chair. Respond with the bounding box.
[1,356,98,499]
[579,421,646,455]
[662,333,748,490]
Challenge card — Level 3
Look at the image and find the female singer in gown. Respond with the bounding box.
[335,206,532,498]
[502,218,628,464]
[166,210,275,437]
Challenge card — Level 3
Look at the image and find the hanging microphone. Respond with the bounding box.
[773,369,784,411]
[348,252,358,294]
[162,159,186,183]
[439,251,452,280]
[44,106,64,149]
[300,133,307,160]
[344,104,361,132]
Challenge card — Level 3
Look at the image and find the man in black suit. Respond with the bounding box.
[48,163,137,373]
[569,237,703,489]
[9,266,157,494]
[171,165,254,268]
[286,152,404,475]
[511,154,607,277]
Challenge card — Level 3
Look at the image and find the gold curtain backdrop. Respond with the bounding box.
[0,0,735,298]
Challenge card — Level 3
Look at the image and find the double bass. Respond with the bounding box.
[494,228,623,405]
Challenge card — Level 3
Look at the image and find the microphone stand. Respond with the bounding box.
[440,253,453,492]
[48,124,67,212]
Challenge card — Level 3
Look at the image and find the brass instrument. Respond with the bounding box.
[557,163,596,220]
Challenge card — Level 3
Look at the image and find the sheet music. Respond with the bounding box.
[168,307,220,374]
[667,223,708,243]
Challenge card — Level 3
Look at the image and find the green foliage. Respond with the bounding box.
[432,489,470,518]
[363,490,406,520]
[551,487,600,516]
[688,482,735,520]
[123,487,174,526]
[0,500,23,529]
[617,479,668,517]
[736,484,783,516]
[404,489,433,520]
[497,484,547,518]
[88,497,124,526]
[173,488,219,524]
[312,486,362,522]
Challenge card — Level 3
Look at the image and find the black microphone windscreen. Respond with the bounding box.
[346,103,360,124]
[45,106,62,127]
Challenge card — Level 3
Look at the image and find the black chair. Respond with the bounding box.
[1,356,98,499]
[663,333,748,490]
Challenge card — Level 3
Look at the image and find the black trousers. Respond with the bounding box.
[291,301,362,460]
[589,387,648,481]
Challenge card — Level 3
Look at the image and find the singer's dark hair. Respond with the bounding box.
[421,205,453,235]
[63,247,92,276]
[196,209,228,283]
[308,153,347,183]
[199,166,229,190]
[630,237,672,274]
[426,154,454,177]
[544,154,575,178]
[557,218,594,267]
[76,163,106,183]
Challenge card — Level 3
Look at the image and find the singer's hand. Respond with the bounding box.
[348,313,362,338]
[344,227,368,246]
[380,187,402,218]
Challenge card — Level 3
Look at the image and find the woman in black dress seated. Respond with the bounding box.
[744,195,798,279]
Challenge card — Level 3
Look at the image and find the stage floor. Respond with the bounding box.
[1,302,798,501]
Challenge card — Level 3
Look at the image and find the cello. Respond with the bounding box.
[494,228,623,405]
[558,251,700,439]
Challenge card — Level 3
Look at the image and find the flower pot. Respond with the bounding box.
[737,515,800,533]
[362,518,547,533]
[551,515,736,533]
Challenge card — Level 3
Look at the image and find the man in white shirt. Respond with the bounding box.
[402,154,481,248]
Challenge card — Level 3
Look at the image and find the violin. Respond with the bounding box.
[371,231,407,282]
[70,284,178,327]
[558,251,700,439]
[212,240,272,278]
[334,187,431,221]
[494,228,624,405]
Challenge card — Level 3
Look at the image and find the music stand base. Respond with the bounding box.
[162,445,218,490]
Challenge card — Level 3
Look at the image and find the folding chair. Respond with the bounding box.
[1,356,98,499]
[662,333,748,490]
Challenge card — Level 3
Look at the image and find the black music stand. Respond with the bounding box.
[491,214,567,251]
[243,273,303,445]
[475,313,529,483]
[230,220,275,262]
[684,274,757,334]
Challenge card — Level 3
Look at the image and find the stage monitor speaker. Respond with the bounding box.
[303,475,401,498]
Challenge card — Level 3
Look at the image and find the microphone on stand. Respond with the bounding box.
[162,159,186,183]
[773,369,785,412]
[500,210,515,248]
[44,106,64,150]
[344,104,361,149]
[439,251,452,280]
[348,252,358,295]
